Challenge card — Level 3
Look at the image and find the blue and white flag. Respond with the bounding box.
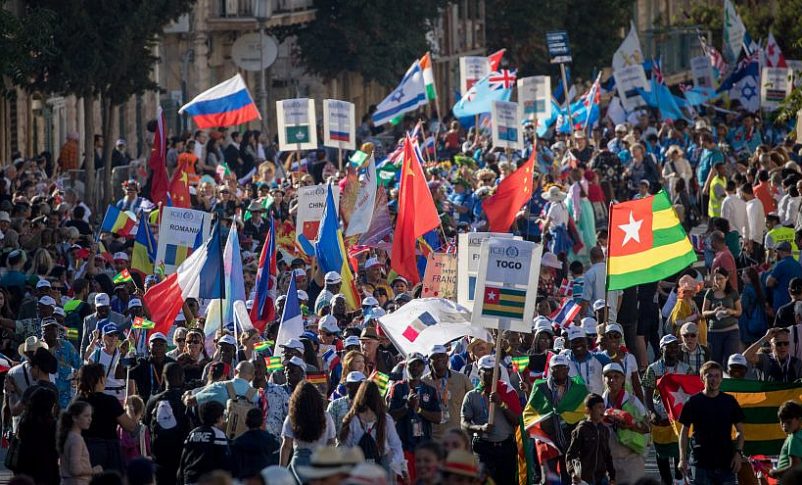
[452,69,517,118]
[372,61,428,126]
[717,49,760,112]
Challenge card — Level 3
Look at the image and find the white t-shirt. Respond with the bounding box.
[547,201,569,227]
[720,194,747,237]
[88,347,125,397]
[745,198,767,244]
[282,412,336,450]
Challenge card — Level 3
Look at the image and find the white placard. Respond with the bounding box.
[295,184,340,243]
[471,238,541,332]
[517,76,551,120]
[156,207,212,274]
[491,100,522,150]
[421,253,457,300]
[459,56,490,95]
[322,99,356,150]
[457,232,517,308]
[613,65,649,111]
[276,98,317,151]
[690,56,714,89]
[786,60,802,88]
[761,67,793,111]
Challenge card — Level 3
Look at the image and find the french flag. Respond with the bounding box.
[179,74,261,129]
[550,298,581,328]
[249,216,277,331]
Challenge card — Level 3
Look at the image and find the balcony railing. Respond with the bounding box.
[216,0,314,18]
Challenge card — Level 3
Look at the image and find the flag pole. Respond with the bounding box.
[338,147,343,172]
[419,119,431,163]
[604,201,613,325]
[487,329,504,426]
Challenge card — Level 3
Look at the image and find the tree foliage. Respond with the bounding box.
[0,0,55,97]
[294,0,448,86]
[485,0,632,80]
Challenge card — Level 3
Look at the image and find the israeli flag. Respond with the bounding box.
[372,61,428,126]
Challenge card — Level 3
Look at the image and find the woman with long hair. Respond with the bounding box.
[74,363,137,472]
[236,328,261,361]
[330,350,366,399]
[338,381,404,477]
[15,387,59,483]
[702,267,743,365]
[740,266,768,346]
[177,328,210,388]
[58,401,102,484]
[279,381,336,481]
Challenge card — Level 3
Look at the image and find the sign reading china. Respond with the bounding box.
[276,98,318,151]
[457,232,518,308]
[471,237,541,333]
[421,253,457,300]
[156,207,211,274]
[295,184,340,243]
[322,99,356,150]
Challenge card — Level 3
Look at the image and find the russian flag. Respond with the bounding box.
[179,74,261,129]
[550,298,581,328]
[330,130,350,142]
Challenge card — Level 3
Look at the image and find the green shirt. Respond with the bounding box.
[778,429,802,469]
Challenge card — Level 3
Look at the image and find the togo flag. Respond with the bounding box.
[372,61,428,126]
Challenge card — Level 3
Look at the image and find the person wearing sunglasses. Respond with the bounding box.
[744,327,802,382]
[679,322,710,376]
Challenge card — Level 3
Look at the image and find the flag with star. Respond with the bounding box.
[607,190,696,290]
[168,156,193,208]
[482,148,536,232]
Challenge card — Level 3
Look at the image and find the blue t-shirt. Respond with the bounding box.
[388,381,440,451]
[697,147,724,185]
[771,256,802,312]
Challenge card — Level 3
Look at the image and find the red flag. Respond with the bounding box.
[168,156,193,209]
[249,217,277,331]
[148,108,170,206]
[656,373,703,423]
[482,149,536,232]
[391,137,440,283]
[487,48,506,71]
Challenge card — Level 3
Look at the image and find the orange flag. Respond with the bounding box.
[482,149,536,232]
[391,137,440,283]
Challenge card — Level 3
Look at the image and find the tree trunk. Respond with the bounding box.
[101,97,117,209]
[83,96,96,213]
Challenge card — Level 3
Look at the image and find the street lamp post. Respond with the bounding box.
[254,0,272,132]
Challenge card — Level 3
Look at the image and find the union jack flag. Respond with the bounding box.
[652,58,664,85]
[696,28,728,75]
[488,69,517,90]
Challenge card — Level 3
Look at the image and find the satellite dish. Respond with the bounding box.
[231,32,279,72]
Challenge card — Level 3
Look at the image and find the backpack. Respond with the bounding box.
[225,382,257,439]
[149,397,184,460]
[357,419,381,463]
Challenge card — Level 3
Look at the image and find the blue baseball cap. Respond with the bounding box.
[101,322,119,336]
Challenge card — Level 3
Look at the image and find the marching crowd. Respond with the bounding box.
[2,100,802,485]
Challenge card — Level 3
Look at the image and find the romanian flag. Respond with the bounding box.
[264,356,283,372]
[132,211,157,276]
[100,205,136,237]
[607,191,696,290]
[112,269,133,285]
[523,375,587,461]
[481,286,526,319]
[132,317,156,330]
[482,149,536,232]
[658,374,802,456]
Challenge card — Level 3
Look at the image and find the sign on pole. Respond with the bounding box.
[546,31,572,64]
[471,238,542,332]
[457,232,518,308]
[276,98,317,151]
[517,76,551,120]
[613,65,649,111]
[156,207,211,274]
[295,184,340,243]
[421,253,457,300]
[761,67,793,111]
[459,56,490,94]
[322,99,356,150]
[490,100,522,150]
[690,56,714,89]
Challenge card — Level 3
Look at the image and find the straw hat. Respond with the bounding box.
[442,450,480,478]
[541,185,567,202]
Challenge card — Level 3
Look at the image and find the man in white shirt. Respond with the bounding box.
[721,180,747,237]
[741,183,766,262]
[581,247,606,316]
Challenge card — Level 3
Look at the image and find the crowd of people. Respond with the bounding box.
[1,96,802,485]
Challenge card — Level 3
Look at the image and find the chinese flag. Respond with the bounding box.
[391,137,440,283]
[482,149,536,232]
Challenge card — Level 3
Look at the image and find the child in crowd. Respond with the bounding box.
[770,400,802,479]
[414,441,445,485]
[569,261,585,306]
[566,393,616,485]
[119,395,150,463]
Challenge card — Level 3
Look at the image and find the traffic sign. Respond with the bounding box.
[546,31,572,64]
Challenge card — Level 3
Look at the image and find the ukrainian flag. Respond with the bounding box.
[132,211,157,275]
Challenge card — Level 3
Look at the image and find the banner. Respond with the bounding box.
[156,207,211,274]
[517,76,551,120]
[471,238,541,333]
[421,253,457,300]
[761,67,793,111]
[690,56,714,89]
[344,155,377,237]
[787,60,802,88]
[322,99,356,150]
[296,184,340,243]
[491,100,522,150]
[723,0,746,64]
[276,98,317,151]
[459,56,490,94]
[614,65,649,112]
[457,232,517,308]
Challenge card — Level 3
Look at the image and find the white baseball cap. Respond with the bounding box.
[36,279,51,289]
[477,355,495,370]
[362,296,379,307]
[364,257,382,269]
[280,337,305,352]
[566,326,587,341]
[680,322,699,335]
[605,323,624,336]
[217,334,237,346]
[344,336,361,348]
[38,296,56,307]
[287,355,307,372]
[533,317,554,335]
[52,306,66,318]
[94,293,110,307]
[428,344,448,357]
[581,317,598,335]
[317,314,340,334]
[127,298,142,309]
[728,353,748,368]
[297,290,309,301]
[293,268,307,278]
[346,371,367,383]
[113,252,129,261]
[659,334,679,348]
[550,354,569,367]
[148,332,168,344]
[603,362,625,375]
[324,271,342,284]
[592,299,608,311]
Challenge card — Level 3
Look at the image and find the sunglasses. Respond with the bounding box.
[773,341,790,347]
[682,333,697,338]
[175,338,186,343]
